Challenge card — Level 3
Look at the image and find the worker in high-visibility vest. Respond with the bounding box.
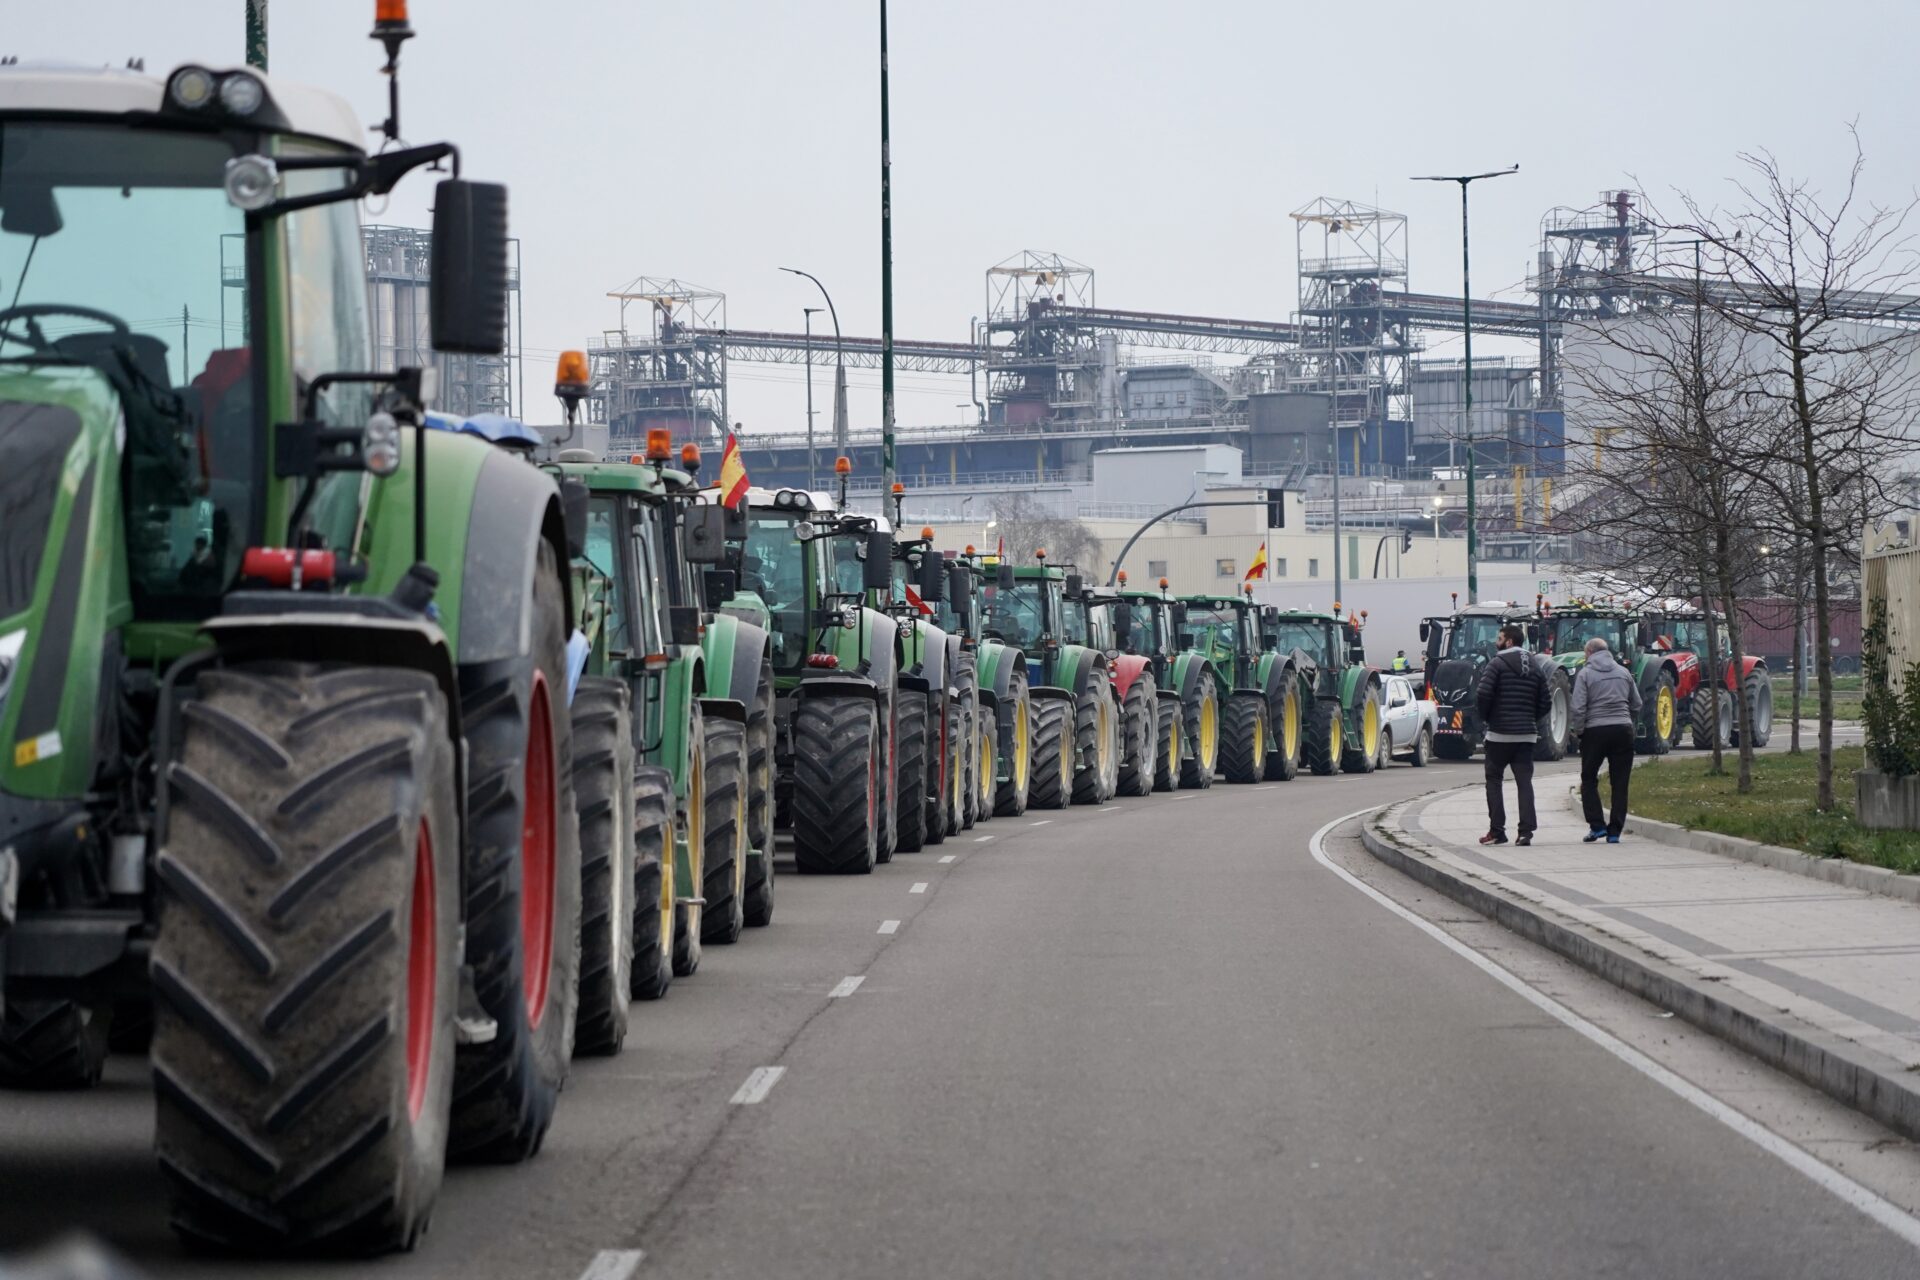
[1391,649,1412,672]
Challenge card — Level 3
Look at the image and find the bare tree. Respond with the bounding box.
[988,492,1099,573]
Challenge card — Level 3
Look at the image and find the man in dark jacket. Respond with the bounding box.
[1474,623,1551,845]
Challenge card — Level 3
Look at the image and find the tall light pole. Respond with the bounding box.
[780,267,846,459]
[1414,164,1517,605]
[1431,495,1445,573]
[878,0,898,497]
[803,306,822,491]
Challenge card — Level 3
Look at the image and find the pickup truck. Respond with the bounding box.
[1379,674,1436,767]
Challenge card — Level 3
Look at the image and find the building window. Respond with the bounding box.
[1155,394,1167,406]
[1216,559,1235,578]
[1308,558,1319,578]
[1275,557,1287,578]
[1148,559,1168,578]
[1131,395,1143,407]
[1176,392,1187,405]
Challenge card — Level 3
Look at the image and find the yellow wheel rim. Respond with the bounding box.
[1252,706,1267,770]
[1200,695,1218,769]
[1330,716,1342,763]
[1363,698,1380,758]
[1059,712,1074,791]
[1283,688,1300,760]
[980,724,995,808]
[685,743,704,937]
[657,815,675,966]
[1014,700,1030,791]
[1657,687,1675,738]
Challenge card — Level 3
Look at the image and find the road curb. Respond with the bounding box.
[1359,799,1920,1144]
[1551,785,1920,906]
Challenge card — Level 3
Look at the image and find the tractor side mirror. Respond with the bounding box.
[1418,620,1430,642]
[918,551,946,603]
[1113,608,1133,639]
[682,504,729,563]
[1527,623,1544,649]
[668,605,702,647]
[1262,605,1279,625]
[947,563,974,617]
[702,569,738,605]
[996,561,1016,589]
[558,478,589,560]
[1064,573,1084,599]
[430,179,511,355]
[723,504,748,540]
[1425,624,1443,664]
[1170,602,1190,628]
[863,530,894,591]
[1635,620,1654,650]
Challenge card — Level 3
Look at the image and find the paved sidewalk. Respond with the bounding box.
[1367,780,1920,1136]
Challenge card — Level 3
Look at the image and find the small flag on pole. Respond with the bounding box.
[1244,541,1269,583]
[903,584,935,617]
[719,432,750,510]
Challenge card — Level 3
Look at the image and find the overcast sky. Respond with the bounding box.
[13,1,1920,431]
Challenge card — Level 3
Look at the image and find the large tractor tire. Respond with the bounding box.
[1641,672,1678,756]
[451,541,583,1165]
[1219,692,1270,784]
[1737,668,1774,748]
[1153,696,1179,793]
[1071,670,1119,806]
[0,1000,110,1090]
[153,663,460,1252]
[1304,695,1344,777]
[1264,676,1303,782]
[743,660,776,929]
[973,700,998,825]
[993,668,1032,817]
[957,654,981,830]
[571,678,635,1057]
[791,695,881,875]
[925,694,953,846]
[700,716,750,946]
[932,693,964,841]
[1534,669,1572,762]
[894,691,930,853]
[629,768,675,1001]
[1178,671,1219,790]
[1341,683,1383,774]
[1116,673,1157,797]
[671,703,707,977]
[1690,683,1734,750]
[1028,698,1074,810]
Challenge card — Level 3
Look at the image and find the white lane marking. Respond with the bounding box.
[1030,819,1053,826]
[975,834,995,842]
[938,854,956,863]
[1172,794,1196,801]
[829,976,865,998]
[729,1066,786,1105]
[1099,805,1123,813]
[1309,807,1920,1252]
[910,882,928,894]
[878,919,901,935]
[578,1250,645,1280]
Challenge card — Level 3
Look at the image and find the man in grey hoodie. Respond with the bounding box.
[1570,637,1643,843]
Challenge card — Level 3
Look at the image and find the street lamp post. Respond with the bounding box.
[780,267,847,460]
[879,0,897,498]
[803,306,822,491]
[1414,164,1518,605]
[1431,495,1445,573]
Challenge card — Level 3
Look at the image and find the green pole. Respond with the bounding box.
[245,0,268,71]
[879,0,897,498]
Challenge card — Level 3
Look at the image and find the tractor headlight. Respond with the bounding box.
[223,155,279,212]
[363,411,402,476]
[794,521,817,542]
[167,66,217,111]
[217,71,265,116]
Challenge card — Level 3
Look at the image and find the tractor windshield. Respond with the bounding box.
[1113,599,1160,656]
[0,121,253,615]
[1445,614,1508,661]
[743,510,814,670]
[1271,619,1339,668]
[983,577,1055,652]
[1186,605,1241,666]
[1660,617,1727,656]
[1540,615,1631,659]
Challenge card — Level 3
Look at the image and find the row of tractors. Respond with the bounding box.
[1419,598,1776,762]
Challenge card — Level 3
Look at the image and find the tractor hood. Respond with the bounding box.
[0,365,126,807]
[1430,657,1479,707]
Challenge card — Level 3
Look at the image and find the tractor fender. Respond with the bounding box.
[1169,651,1209,701]
[1109,652,1153,701]
[1335,664,1377,711]
[701,612,771,706]
[658,648,707,812]
[696,695,747,724]
[1053,645,1107,698]
[913,621,951,694]
[454,445,575,666]
[1029,685,1076,707]
[1726,655,1766,691]
[898,673,933,695]
[194,612,468,882]
[974,641,1024,709]
[793,673,885,703]
[1668,650,1702,702]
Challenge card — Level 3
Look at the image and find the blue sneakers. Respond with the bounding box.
[1606,834,1621,844]
[1583,828,1605,843]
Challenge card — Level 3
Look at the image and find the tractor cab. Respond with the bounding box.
[1539,601,1684,755]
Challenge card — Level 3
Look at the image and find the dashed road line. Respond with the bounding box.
[1099,805,1123,813]
[578,1249,645,1280]
[910,882,928,894]
[938,854,956,863]
[730,1066,786,1105]
[1030,819,1053,826]
[974,834,995,842]
[878,919,901,935]
[828,976,865,998]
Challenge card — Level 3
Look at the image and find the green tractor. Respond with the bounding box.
[1110,575,1216,792]
[1418,600,1568,762]
[721,483,902,874]
[880,512,962,852]
[0,22,587,1251]
[943,549,1033,819]
[1063,580,1163,796]
[1536,602,1685,756]
[546,417,774,1050]
[1257,604,1385,775]
[1177,591,1321,782]
[985,555,1118,808]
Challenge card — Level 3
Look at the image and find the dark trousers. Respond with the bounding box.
[1483,740,1537,839]
[1580,724,1635,837]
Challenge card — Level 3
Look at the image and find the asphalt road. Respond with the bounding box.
[2,753,1917,1278]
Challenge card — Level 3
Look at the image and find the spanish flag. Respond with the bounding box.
[719,432,750,510]
[1244,541,1268,582]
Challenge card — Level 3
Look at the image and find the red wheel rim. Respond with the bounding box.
[406,821,435,1123]
[520,672,557,1028]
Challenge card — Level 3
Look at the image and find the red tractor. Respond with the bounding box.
[1647,609,1774,749]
